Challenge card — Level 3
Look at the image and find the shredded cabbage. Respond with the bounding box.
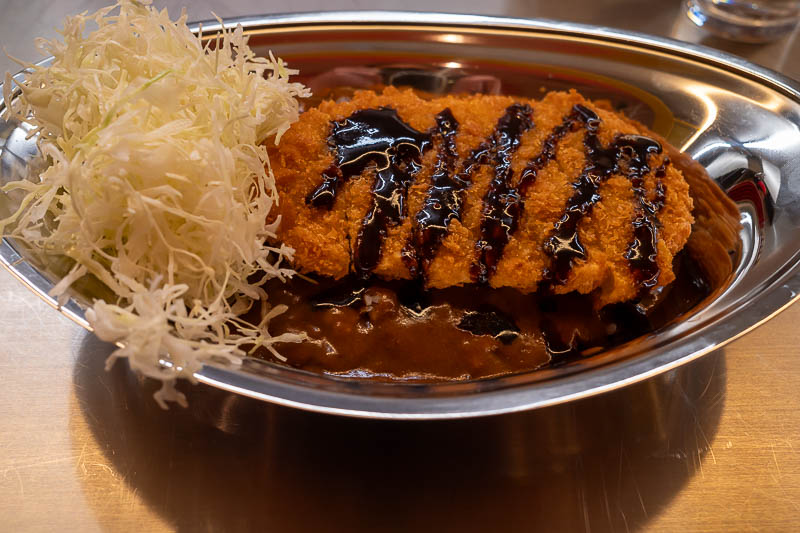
[1,0,310,407]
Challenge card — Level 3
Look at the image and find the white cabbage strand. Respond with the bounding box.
[1,0,309,407]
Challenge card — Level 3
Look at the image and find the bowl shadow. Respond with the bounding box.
[72,333,726,533]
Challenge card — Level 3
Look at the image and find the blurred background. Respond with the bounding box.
[2,0,799,77]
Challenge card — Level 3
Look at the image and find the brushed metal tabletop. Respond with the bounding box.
[1,1,799,531]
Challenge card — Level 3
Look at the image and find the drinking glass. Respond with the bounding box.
[687,0,800,42]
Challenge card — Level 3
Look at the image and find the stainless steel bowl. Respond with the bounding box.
[2,12,799,419]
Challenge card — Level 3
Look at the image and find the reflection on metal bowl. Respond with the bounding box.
[2,13,800,418]
[71,331,727,531]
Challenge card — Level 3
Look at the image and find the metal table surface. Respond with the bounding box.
[1,1,799,531]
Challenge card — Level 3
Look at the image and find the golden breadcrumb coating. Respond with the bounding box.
[270,87,695,306]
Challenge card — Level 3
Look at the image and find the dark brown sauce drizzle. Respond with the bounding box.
[304,107,432,278]
[470,106,584,284]
[404,105,535,280]
[653,160,669,210]
[626,158,670,292]
[307,103,666,295]
[402,109,460,278]
[543,106,662,285]
[354,140,426,277]
[470,104,534,283]
[305,107,431,209]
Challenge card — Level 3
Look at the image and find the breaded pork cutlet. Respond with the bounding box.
[270,87,694,307]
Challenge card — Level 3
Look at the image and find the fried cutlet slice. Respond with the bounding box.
[270,87,694,306]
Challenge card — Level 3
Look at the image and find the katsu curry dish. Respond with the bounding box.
[0,2,743,402]
[264,86,741,381]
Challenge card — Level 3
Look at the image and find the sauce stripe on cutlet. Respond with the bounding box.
[542,105,663,286]
[305,107,431,209]
[471,104,591,286]
[626,157,670,295]
[469,103,534,284]
[402,108,460,278]
[405,104,536,282]
[351,114,430,278]
[302,98,672,299]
